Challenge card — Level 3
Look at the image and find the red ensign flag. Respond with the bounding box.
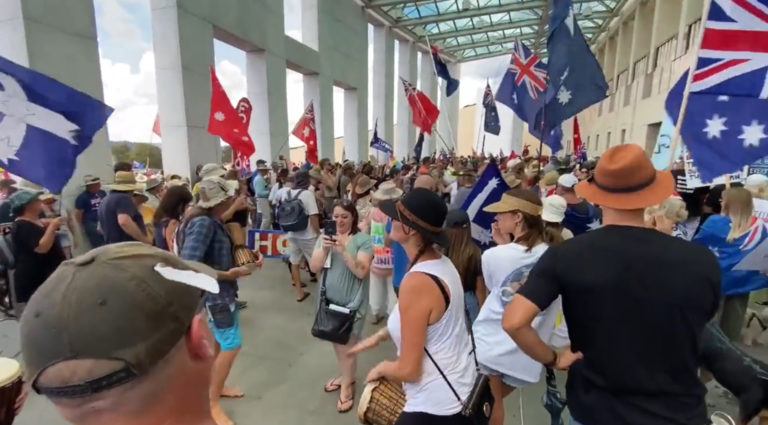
[400,78,439,135]
[207,67,255,157]
[573,115,582,153]
[292,101,318,164]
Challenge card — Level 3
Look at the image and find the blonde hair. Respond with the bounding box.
[747,184,768,200]
[723,187,753,242]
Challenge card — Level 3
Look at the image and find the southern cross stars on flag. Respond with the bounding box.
[483,82,501,136]
[665,0,768,181]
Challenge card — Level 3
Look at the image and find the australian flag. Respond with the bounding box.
[460,162,510,249]
[0,56,113,193]
[496,40,563,152]
[431,46,459,97]
[535,0,607,136]
[483,82,501,135]
[665,0,768,182]
[370,119,393,155]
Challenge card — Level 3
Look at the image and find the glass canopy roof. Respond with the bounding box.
[363,0,624,62]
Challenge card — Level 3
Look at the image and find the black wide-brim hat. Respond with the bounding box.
[380,187,448,247]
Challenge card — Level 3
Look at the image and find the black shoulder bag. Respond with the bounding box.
[311,266,359,345]
[423,273,494,425]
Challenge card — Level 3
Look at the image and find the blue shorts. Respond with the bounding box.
[206,301,242,351]
[479,364,531,389]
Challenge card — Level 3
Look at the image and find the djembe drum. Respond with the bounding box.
[357,378,405,425]
[0,358,23,425]
[226,222,258,268]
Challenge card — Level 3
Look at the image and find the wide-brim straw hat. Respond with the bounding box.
[575,144,674,210]
[380,188,447,246]
[371,180,403,201]
[355,176,375,194]
[83,175,101,186]
[144,176,164,191]
[108,171,138,191]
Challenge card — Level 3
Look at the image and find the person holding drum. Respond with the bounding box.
[309,199,373,413]
[351,188,476,425]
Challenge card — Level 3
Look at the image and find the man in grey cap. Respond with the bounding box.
[20,242,222,425]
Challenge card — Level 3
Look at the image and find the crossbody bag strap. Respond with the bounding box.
[421,272,465,405]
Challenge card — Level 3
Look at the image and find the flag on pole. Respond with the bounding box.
[0,56,113,193]
[572,115,582,153]
[207,67,255,157]
[495,40,563,152]
[152,113,162,137]
[292,101,318,164]
[401,77,440,134]
[370,120,393,155]
[460,162,511,249]
[664,0,768,181]
[534,0,608,133]
[431,46,460,97]
[483,82,501,135]
[233,97,253,175]
[414,132,425,161]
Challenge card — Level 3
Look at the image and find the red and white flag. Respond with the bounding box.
[572,115,582,153]
[207,67,255,157]
[152,113,162,137]
[233,97,253,173]
[400,77,439,134]
[292,101,318,164]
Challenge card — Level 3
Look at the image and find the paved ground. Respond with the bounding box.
[1,258,759,425]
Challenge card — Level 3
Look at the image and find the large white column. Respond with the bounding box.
[344,89,361,161]
[419,52,437,157]
[372,25,395,144]
[396,40,418,160]
[437,62,460,153]
[247,50,289,162]
[0,0,112,198]
[151,0,218,179]
[304,74,335,161]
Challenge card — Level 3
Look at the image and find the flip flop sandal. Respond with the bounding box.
[296,292,311,302]
[324,378,342,393]
[292,282,308,288]
[337,395,355,413]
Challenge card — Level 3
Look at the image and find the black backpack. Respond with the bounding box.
[276,189,308,232]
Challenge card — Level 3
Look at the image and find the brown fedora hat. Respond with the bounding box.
[575,144,674,210]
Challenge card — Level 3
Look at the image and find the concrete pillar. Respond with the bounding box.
[247,50,289,162]
[372,26,395,144]
[151,1,218,179]
[304,74,334,161]
[437,62,460,153]
[649,0,682,69]
[419,52,437,156]
[510,115,524,156]
[0,0,112,199]
[677,0,704,56]
[301,0,319,50]
[343,89,361,162]
[396,40,418,160]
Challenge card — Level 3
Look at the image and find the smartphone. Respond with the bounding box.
[323,219,337,237]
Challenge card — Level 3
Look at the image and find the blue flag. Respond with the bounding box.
[460,162,510,249]
[431,47,459,97]
[482,82,500,136]
[132,160,146,170]
[495,40,563,152]
[694,215,768,296]
[369,120,393,155]
[664,0,768,181]
[0,56,113,193]
[535,0,607,134]
[413,132,424,161]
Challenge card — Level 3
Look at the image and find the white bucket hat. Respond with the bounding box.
[196,177,235,208]
[542,195,567,223]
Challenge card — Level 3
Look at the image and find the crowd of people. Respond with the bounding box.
[2,143,768,425]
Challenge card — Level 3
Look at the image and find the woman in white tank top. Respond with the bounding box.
[350,188,476,425]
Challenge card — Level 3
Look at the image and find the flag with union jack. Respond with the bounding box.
[665,0,768,181]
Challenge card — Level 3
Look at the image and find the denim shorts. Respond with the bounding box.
[479,364,530,389]
[206,301,242,351]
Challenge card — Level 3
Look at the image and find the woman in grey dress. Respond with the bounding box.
[310,199,373,413]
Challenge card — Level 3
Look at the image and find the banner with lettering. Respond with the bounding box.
[247,229,291,258]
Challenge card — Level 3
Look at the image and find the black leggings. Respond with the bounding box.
[395,412,472,425]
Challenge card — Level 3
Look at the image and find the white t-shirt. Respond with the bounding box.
[280,188,318,240]
[473,242,561,385]
[754,198,768,220]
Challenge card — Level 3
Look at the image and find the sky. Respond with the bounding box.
[93,0,510,146]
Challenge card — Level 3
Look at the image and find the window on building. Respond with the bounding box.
[621,129,626,144]
[595,134,600,152]
[684,19,702,54]
[607,131,612,148]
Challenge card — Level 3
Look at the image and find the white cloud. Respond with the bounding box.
[215,60,247,103]
[94,0,146,46]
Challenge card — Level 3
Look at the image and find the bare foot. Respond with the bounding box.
[221,386,245,398]
[211,403,234,425]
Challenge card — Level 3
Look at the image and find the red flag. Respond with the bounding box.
[233,98,253,173]
[152,113,162,137]
[207,67,256,157]
[400,78,439,134]
[292,101,318,164]
[572,115,582,154]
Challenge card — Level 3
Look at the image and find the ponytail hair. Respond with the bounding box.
[506,189,547,252]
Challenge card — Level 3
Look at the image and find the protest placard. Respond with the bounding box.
[247,229,291,258]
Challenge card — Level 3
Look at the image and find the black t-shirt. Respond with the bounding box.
[11,220,65,303]
[518,225,720,425]
[97,191,146,244]
[227,209,249,228]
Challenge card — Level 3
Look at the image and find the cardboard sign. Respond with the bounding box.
[247,229,291,258]
[748,157,768,177]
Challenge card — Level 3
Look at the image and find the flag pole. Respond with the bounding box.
[476,106,486,154]
[667,0,712,170]
[425,33,459,152]
[481,134,486,156]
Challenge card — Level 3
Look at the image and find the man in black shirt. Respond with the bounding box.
[98,171,150,245]
[503,144,721,425]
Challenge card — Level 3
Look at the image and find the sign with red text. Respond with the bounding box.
[247,229,291,258]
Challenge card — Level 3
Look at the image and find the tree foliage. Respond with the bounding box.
[111,142,163,169]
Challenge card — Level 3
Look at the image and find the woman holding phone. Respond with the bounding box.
[309,199,374,413]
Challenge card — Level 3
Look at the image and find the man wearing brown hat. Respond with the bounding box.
[19,243,221,425]
[98,171,151,245]
[503,144,721,425]
[75,175,106,248]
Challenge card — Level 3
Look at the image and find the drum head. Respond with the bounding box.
[0,358,21,387]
